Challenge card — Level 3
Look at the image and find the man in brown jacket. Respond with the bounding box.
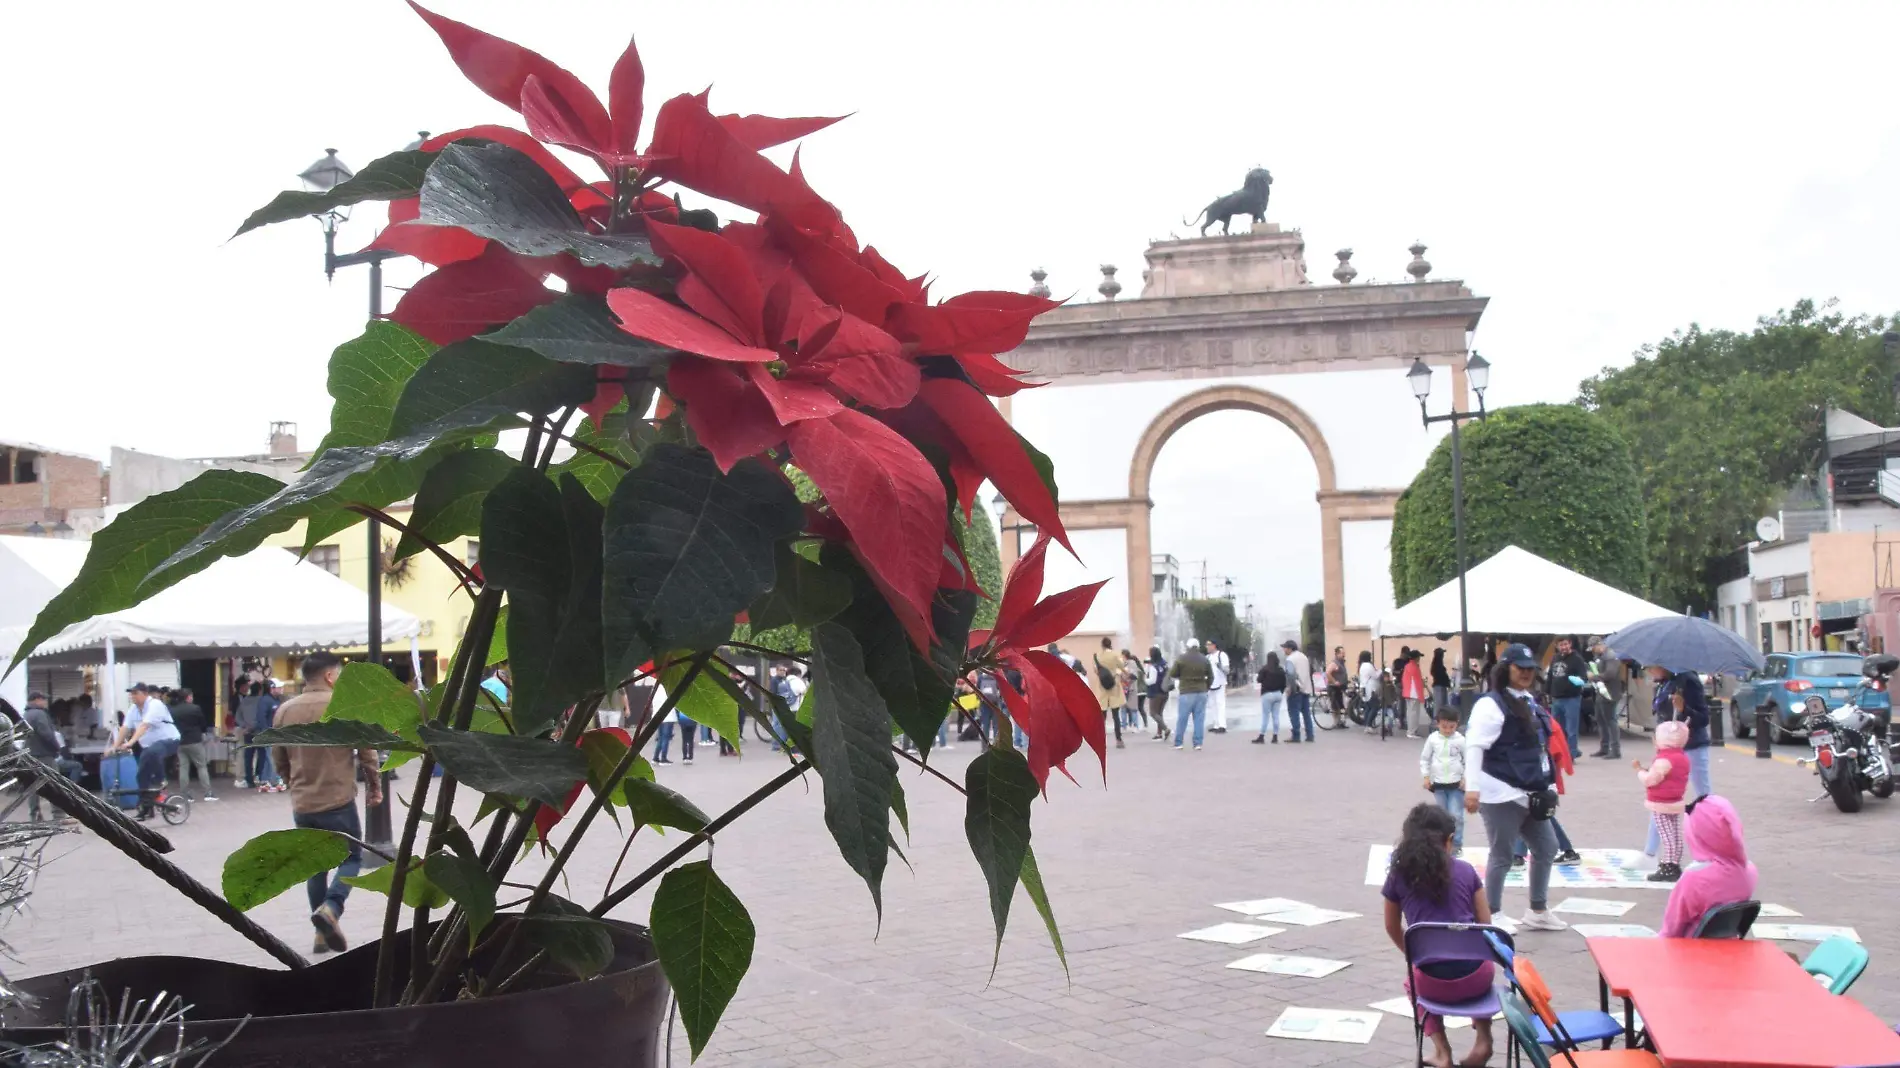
[271,651,384,955]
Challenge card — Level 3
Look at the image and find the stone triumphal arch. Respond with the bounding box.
[999,223,1488,662]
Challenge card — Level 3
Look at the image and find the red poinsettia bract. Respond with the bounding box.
[389,3,1075,653]
[971,535,1108,790]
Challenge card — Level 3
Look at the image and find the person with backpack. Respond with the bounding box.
[1093,637,1127,750]
[1145,646,1172,742]
[1120,648,1145,730]
[1462,643,1568,932]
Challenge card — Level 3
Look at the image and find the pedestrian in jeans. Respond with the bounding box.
[1145,647,1172,742]
[1419,705,1467,848]
[1281,641,1315,742]
[110,683,179,822]
[271,652,384,955]
[1252,653,1287,744]
[1462,644,1568,932]
[168,688,217,802]
[1168,639,1213,750]
[1588,640,1625,759]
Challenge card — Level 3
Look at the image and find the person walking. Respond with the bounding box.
[1121,649,1146,731]
[1588,639,1625,759]
[1546,636,1589,760]
[1401,649,1428,739]
[1204,639,1231,734]
[1093,637,1127,750]
[257,681,286,791]
[168,687,216,802]
[1420,706,1468,849]
[1252,652,1287,744]
[1145,647,1172,742]
[1168,639,1213,751]
[271,652,383,955]
[1429,648,1452,718]
[1462,644,1568,932]
[1281,641,1314,743]
[235,684,261,789]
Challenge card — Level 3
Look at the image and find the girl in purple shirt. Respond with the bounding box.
[1382,803,1496,1068]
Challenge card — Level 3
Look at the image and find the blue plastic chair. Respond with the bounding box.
[1799,935,1868,995]
[1484,932,1625,1055]
[1403,922,1510,1068]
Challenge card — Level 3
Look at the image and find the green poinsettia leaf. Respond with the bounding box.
[222,828,351,912]
[234,148,435,237]
[651,860,754,1059]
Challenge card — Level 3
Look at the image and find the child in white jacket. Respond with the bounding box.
[1419,705,1468,849]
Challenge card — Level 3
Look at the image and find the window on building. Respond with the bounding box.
[13,451,37,484]
[308,544,341,577]
[466,539,481,567]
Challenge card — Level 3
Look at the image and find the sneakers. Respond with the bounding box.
[1647,863,1682,883]
[203,794,220,802]
[1114,739,1125,749]
[1519,910,1570,932]
[312,903,348,954]
[1193,744,1203,751]
[234,779,251,790]
[1555,849,1582,865]
[1511,856,1526,869]
[1172,745,1184,751]
[682,757,694,765]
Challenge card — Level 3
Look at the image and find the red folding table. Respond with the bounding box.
[1587,937,1900,1068]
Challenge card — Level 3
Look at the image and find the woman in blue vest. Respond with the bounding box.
[1462,643,1569,931]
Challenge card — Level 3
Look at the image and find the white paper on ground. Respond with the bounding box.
[1214,897,1309,916]
[1251,905,1362,927]
[1490,915,1520,933]
[1367,997,1471,1028]
[1227,953,1352,978]
[1570,923,1657,938]
[1265,1006,1381,1043]
[1751,923,1860,943]
[1551,897,1637,917]
[1177,923,1284,945]
[1757,903,1802,918]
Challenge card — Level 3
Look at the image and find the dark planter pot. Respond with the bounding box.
[3,917,668,1067]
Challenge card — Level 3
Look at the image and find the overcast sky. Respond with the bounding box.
[7,1,1896,616]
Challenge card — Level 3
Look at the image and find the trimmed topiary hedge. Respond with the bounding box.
[1389,404,1648,606]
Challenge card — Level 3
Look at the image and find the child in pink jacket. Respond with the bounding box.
[1634,720,1690,882]
[1661,795,1758,937]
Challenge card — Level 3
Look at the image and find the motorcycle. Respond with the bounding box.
[1799,654,1897,813]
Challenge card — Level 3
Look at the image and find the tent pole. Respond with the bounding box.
[103,635,116,730]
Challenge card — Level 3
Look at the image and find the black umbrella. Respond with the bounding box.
[1603,615,1766,676]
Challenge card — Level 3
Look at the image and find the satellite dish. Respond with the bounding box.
[1756,516,1783,542]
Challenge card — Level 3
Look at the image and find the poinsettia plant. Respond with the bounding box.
[10,3,1104,1059]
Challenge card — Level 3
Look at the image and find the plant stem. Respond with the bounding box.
[546,428,633,470]
[344,504,480,592]
[372,587,501,1007]
[537,406,576,470]
[722,640,808,664]
[592,759,809,917]
[494,756,813,999]
[475,664,702,994]
[893,744,966,795]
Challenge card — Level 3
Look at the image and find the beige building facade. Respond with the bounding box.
[1001,223,1487,665]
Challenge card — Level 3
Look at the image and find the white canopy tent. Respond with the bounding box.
[1374,545,1676,638]
[0,535,421,719]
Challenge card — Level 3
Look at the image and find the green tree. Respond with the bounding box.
[1389,404,1649,605]
[1300,600,1325,658]
[1578,301,1897,612]
[960,506,1003,629]
[1184,598,1252,658]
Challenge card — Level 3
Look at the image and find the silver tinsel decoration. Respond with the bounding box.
[0,723,243,1066]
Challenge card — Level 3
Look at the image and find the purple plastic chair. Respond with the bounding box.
[1402,922,1511,1067]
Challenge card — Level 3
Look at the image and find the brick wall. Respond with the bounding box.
[0,448,104,528]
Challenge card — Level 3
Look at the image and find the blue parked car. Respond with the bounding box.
[1730,652,1890,742]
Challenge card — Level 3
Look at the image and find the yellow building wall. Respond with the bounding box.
[262,505,477,684]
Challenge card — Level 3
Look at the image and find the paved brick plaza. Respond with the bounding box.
[11,706,1896,1067]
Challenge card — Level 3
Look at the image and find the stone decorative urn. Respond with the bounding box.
[1029,267,1050,298]
[1406,241,1431,281]
[1097,265,1122,301]
[1332,249,1357,285]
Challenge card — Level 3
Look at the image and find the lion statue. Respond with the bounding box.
[1186,168,1272,236]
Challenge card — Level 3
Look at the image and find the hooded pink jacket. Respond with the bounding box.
[1661,796,1758,937]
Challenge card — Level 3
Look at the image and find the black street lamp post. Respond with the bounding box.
[990,493,1037,559]
[1407,352,1491,682]
[300,141,422,855]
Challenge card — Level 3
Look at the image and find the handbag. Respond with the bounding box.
[1526,787,1560,821]
[1096,661,1117,689]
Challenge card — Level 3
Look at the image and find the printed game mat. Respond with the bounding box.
[1365,844,1668,890]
